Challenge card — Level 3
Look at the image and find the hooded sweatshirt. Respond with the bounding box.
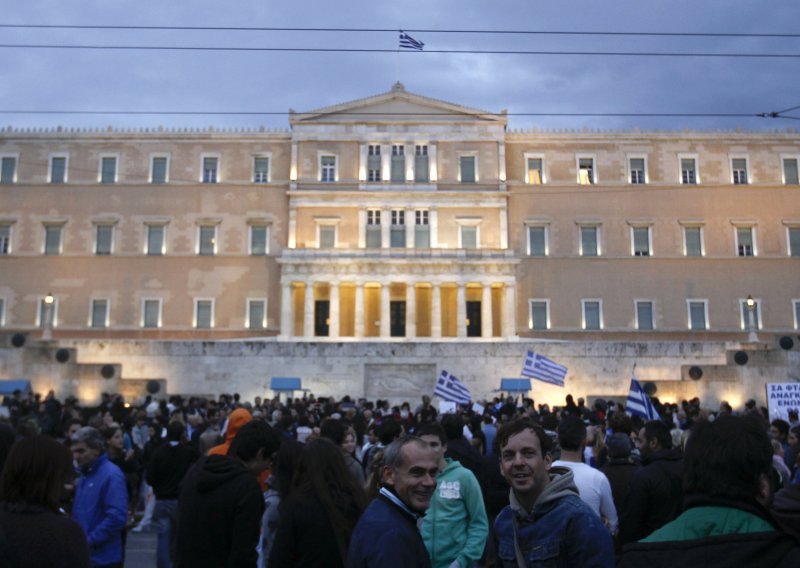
[176,455,264,568]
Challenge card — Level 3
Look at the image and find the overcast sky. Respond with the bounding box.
[2,0,799,132]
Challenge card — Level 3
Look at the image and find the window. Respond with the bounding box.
[794,300,800,330]
[390,210,406,248]
[415,210,430,248]
[90,299,109,328]
[788,227,800,257]
[247,299,267,329]
[636,300,654,330]
[529,300,549,330]
[202,156,218,183]
[688,300,708,330]
[49,155,67,183]
[460,155,476,183]
[783,158,799,185]
[683,226,704,257]
[579,226,599,257]
[43,225,63,255]
[318,225,336,249]
[249,225,269,255]
[391,145,405,182]
[460,225,478,249]
[629,157,646,184]
[527,225,547,256]
[142,299,162,328]
[95,224,114,255]
[582,300,602,330]
[366,210,382,248]
[736,226,755,257]
[680,156,698,184]
[253,156,270,183]
[415,145,429,182]
[100,156,117,184]
[38,297,58,328]
[150,155,168,184]
[0,156,16,184]
[577,156,595,184]
[195,299,214,329]
[198,225,217,256]
[320,155,336,182]
[0,224,11,255]
[367,145,381,182]
[526,156,544,184]
[632,226,652,256]
[731,157,749,185]
[0,298,4,327]
[739,298,762,330]
[146,224,166,256]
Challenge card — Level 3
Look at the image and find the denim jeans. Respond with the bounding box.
[153,499,179,568]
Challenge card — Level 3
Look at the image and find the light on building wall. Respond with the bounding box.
[746,294,758,342]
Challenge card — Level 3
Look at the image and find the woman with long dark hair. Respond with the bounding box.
[269,437,367,567]
[0,435,91,567]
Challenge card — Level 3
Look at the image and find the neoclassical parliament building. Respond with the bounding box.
[1,84,799,406]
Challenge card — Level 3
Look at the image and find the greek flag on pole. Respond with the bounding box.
[626,378,660,420]
[434,370,471,404]
[521,350,567,387]
[399,31,424,51]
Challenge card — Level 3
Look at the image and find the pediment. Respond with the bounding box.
[290,82,506,126]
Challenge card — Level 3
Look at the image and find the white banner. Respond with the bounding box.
[766,382,800,420]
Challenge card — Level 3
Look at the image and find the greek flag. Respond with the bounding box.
[434,370,471,404]
[521,350,567,387]
[626,378,660,420]
[399,31,424,51]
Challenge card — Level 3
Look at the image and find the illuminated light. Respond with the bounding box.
[124,403,131,408]
[44,292,54,305]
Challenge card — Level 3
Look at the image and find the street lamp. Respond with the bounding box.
[42,292,54,341]
[745,294,758,343]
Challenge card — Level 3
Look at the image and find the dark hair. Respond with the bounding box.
[440,414,463,440]
[378,419,402,445]
[228,420,280,462]
[557,415,586,451]
[495,418,553,457]
[683,415,772,501]
[320,417,346,446]
[415,422,446,445]
[608,412,633,436]
[166,421,185,442]
[0,436,74,512]
[642,420,673,450]
[290,438,366,551]
[771,419,790,439]
[274,440,304,499]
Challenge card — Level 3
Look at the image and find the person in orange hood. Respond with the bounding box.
[208,408,252,457]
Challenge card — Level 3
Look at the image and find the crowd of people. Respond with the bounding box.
[0,386,799,567]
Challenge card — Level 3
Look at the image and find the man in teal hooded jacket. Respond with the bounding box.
[418,422,488,568]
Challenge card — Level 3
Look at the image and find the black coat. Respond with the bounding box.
[269,494,345,568]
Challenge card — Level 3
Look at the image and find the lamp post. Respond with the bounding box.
[42,292,54,341]
[746,294,758,343]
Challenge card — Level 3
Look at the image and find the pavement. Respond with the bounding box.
[124,527,158,568]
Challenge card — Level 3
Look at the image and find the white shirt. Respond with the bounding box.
[552,460,618,533]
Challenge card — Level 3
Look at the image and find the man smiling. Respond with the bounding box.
[492,419,613,567]
[347,436,439,567]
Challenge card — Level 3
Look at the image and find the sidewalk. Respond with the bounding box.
[124,527,157,568]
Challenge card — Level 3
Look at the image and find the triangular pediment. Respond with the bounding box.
[290,82,506,126]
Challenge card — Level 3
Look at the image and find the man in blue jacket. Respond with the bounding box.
[492,418,614,567]
[71,426,129,568]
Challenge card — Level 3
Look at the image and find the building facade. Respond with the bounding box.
[1,83,799,404]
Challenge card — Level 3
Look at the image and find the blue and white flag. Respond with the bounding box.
[399,31,424,51]
[521,350,567,387]
[434,370,471,404]
[626,377,660,420]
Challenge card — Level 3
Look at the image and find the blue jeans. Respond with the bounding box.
[153,499,178,568]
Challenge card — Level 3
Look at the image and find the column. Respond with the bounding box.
[431,283,442,338]
[406,143,415,182]
[405,208,415,248]
[499,206,508,249]
[381,208,391,248]
[429,144,438,182]
[358,144,368,182]
[430,208,439,248]
[357,209,366,248]
[329,282,340,338]
[503,283,517,338]
[288,208,297,249]
[303,282,315,338]
[290,142,298,184]
[280,282,293,338]
[481,283,493,338]
[406,283,416,338]
[381,144,391,181]
[355,283,365,338]
[456,283,467,338]
[380,283,391,338]
[498,141,507,183]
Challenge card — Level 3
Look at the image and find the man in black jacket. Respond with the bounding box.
[619,419,682,545]
[176,420,280,568]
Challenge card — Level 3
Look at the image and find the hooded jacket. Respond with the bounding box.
[176,455,264,568]
[208,408,252,457]
[492,466,614,567]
